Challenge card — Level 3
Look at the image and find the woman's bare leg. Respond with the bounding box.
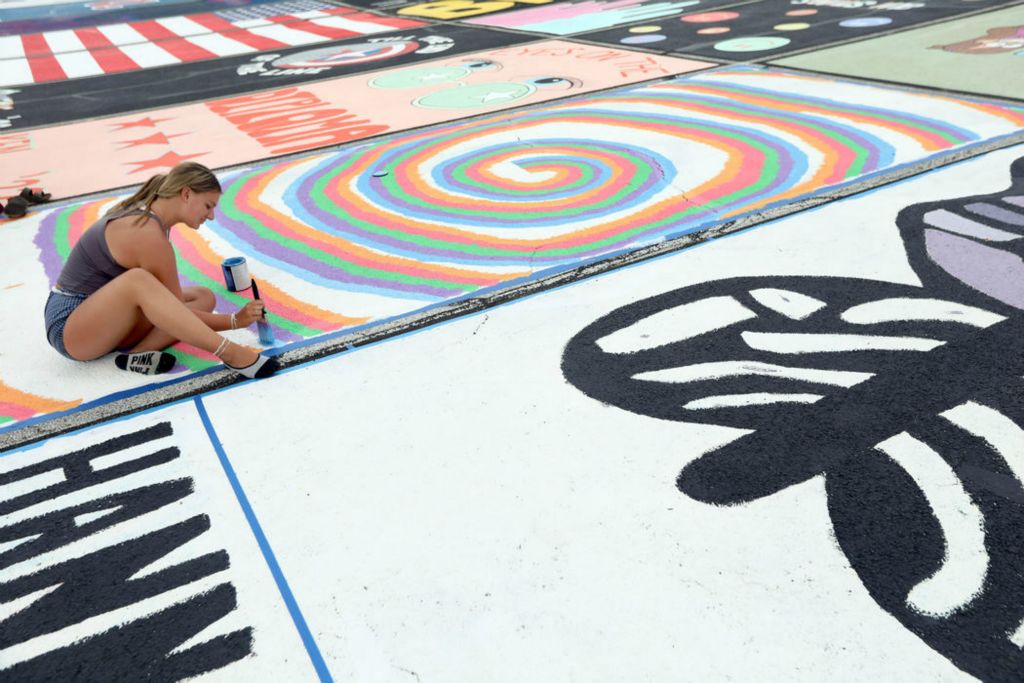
[125,285,215,352]
[62,269,257,367]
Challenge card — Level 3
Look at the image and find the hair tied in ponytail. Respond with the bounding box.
[108,163,221,223]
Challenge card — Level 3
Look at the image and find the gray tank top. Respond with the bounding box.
[56,208,168,296]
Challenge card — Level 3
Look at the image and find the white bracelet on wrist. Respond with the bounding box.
[230,312,237,330]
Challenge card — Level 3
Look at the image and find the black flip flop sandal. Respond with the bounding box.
[19,187,51,204]
[3,196,27,217]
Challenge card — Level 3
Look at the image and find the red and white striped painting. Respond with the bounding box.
[0,1,424,86]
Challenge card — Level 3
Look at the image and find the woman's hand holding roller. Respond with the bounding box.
[232,300,265,329]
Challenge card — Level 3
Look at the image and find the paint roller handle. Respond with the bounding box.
[249,278,276,346]
[250,279,267,320]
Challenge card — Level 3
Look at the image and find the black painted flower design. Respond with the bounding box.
[562,157,1024,680]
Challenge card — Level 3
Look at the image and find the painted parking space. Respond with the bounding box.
[774,4,1024,101]
[3,66,1023,431]
[0,41,711,199]
[0,401,319,679]
[5,145,1021,680]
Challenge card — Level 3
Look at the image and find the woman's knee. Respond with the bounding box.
[185,286,215,312]
[122,267,160,288]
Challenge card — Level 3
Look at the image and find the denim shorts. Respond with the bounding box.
[44,288,88,360]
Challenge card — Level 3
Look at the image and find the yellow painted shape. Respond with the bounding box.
[399,0,552,19]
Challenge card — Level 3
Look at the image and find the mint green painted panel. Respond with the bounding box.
[775,6,1024,101]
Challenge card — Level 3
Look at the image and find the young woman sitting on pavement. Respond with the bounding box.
[43,161,278,379]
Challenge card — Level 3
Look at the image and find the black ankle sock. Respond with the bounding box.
[114,351,176,375]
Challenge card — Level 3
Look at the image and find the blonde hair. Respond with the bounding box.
[111,161,222,223]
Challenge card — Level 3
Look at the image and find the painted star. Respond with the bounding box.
[117,132,186,149]
[110,116,171,131]
[125,150,206,174]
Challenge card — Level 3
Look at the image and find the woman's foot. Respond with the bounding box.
[219,341,259,367]
[216,339,279,379]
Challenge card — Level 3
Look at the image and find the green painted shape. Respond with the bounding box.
[166,347,217,372]
[774,6,1024,101]
[54,206,77,262]
[371,66,469,89]
[415,82,534,109]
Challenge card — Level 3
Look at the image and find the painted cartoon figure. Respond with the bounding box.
[562,157,1024,681]
[932,25,1024,55]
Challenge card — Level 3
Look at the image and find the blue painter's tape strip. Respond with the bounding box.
[193,396,333,682]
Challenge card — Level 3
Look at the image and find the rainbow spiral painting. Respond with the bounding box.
[10,66,1024,429]
[186,67,1024,295]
